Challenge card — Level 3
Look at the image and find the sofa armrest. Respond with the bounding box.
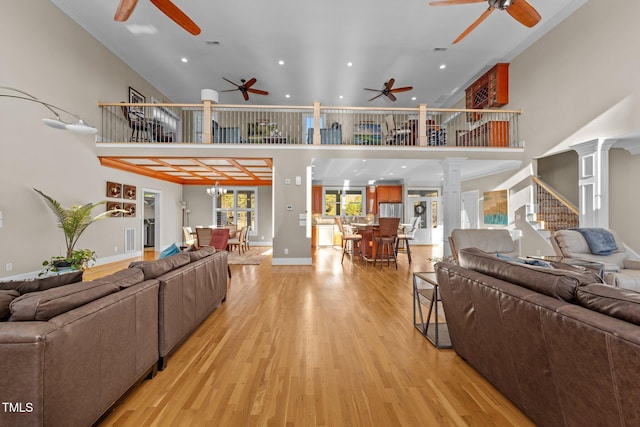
[623,258,640,270]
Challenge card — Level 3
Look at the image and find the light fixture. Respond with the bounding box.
[206,181,227,197]
[0,86,97,134]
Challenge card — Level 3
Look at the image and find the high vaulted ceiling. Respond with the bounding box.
[51,0,588,108]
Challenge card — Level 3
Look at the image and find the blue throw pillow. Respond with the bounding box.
[159,243,181,259]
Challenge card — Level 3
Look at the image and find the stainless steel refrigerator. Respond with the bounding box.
[378,202,402,218]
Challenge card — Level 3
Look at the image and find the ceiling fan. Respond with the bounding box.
[114,0,201,35]
[221,78,270,101]
[429,0,541,44]
[364,79,413,102]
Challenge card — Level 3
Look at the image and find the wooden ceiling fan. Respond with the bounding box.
[221,78,269,101]
[364,79,413,102]
[114,0,201,35]
[429,0,541,44]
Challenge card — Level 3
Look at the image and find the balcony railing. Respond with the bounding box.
[98,102,522,148]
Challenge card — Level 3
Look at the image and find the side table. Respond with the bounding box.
[412,272,452,349]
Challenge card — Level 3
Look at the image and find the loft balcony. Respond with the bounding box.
[98,102,522,148]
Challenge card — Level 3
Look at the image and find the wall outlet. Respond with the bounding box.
[261,236,264,240]
[114,246,118,252]
[5,263,12,272]
[284,248,288,255]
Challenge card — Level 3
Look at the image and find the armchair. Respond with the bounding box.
[448,228,519,262]
[551,228,640,290]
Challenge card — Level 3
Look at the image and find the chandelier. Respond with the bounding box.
[206,181,227,197]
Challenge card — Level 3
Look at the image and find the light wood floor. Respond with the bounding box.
[90,246,533,426]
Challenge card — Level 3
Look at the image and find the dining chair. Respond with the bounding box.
[182,226,196,247]
[374,217,400,269]
[121,104,151,142]
[194,227,213,248]
[335,217,362,264]
[227,227,244,254]
[209,228,232,278]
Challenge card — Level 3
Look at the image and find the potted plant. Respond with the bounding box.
[35,188,124,275]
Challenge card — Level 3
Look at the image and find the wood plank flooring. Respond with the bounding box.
[91,246,533,426]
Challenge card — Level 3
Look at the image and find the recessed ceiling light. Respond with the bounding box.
[285,94,290,98]
[278,60,285,65]
[401,165,407,169]
[411,97,417,101]
[439,64,446,70]
[181,58,188,63]
[339,95,344,99]
[347,62,353,67]
[126,24,158,35]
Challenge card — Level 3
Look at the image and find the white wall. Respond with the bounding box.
[0,2,182,277]
[463,0,640,254]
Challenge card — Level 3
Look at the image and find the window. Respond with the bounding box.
[215,188,257,234]
[323,188,364,216]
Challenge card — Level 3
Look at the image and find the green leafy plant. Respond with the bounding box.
[34,188,124,274]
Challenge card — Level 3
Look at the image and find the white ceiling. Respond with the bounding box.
[51,0,588,108]
[53,0,588,186]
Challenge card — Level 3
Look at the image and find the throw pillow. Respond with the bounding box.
[159,243,181,259]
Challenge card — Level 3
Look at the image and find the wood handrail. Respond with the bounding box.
[532,176,579,215]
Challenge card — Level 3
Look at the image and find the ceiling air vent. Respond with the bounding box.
[434,47,448,52]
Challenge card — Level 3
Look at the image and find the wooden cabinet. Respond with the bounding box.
[311,225,317,248]
[457,121,510,147]
[465,63,509,110]
[312,186,323,214]
[376,185,402,204]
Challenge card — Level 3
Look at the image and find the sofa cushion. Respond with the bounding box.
[188,246,216,262]
[9,281,119,321]
[130,253,190,280]
[458,248,600,303]
[90,268,145,289]
[0,290,20,321]
[0,270,84,295]
[623,258,640,270]
[576,284,640,326]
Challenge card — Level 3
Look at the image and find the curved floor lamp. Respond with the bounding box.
[0,86,97,134]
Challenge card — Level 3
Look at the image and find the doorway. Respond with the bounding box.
[142,189,161,252]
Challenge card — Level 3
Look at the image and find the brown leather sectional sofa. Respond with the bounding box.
[436,247,640,427]
[0,246,228,427]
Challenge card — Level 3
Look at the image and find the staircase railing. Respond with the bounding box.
[531,176,579,233]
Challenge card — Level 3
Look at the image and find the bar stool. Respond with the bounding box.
[374,217,400,269]
[335,217,362,264]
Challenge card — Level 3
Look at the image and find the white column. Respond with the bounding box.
[571,138,614,228]
[441,158,465,256]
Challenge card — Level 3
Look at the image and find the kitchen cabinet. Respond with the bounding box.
[376,185,402,203]
[312,186,323,214]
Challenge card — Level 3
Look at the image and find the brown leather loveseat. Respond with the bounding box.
[436,247,640,426]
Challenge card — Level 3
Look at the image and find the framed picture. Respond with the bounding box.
[129,87,145,115]
[123,184,137,200]
[123,203,136,217]
[107,181,122,198]
[106,202,123,217]
[483,190,508,225]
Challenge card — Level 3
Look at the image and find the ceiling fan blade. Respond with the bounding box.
[385,79,396,91]
[243,78,257,89]
[114,0,139,21]
[247,89,269,96]
[149,0,201,35]
[368,93,384,102]
[386,92,398,102]
[390,86,413,94]
[453,6,494,44]
[429,0,485,6]
[222,77,240,88]
[506,0,541,28]
[242,91,250,101]
[364,88,381,92]
[221,89,239,93]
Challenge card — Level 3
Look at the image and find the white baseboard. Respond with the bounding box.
[271,257,312,266]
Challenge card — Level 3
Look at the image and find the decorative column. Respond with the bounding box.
[571,138,614,228]
[441,158,465,256]
[200,89,218,144]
